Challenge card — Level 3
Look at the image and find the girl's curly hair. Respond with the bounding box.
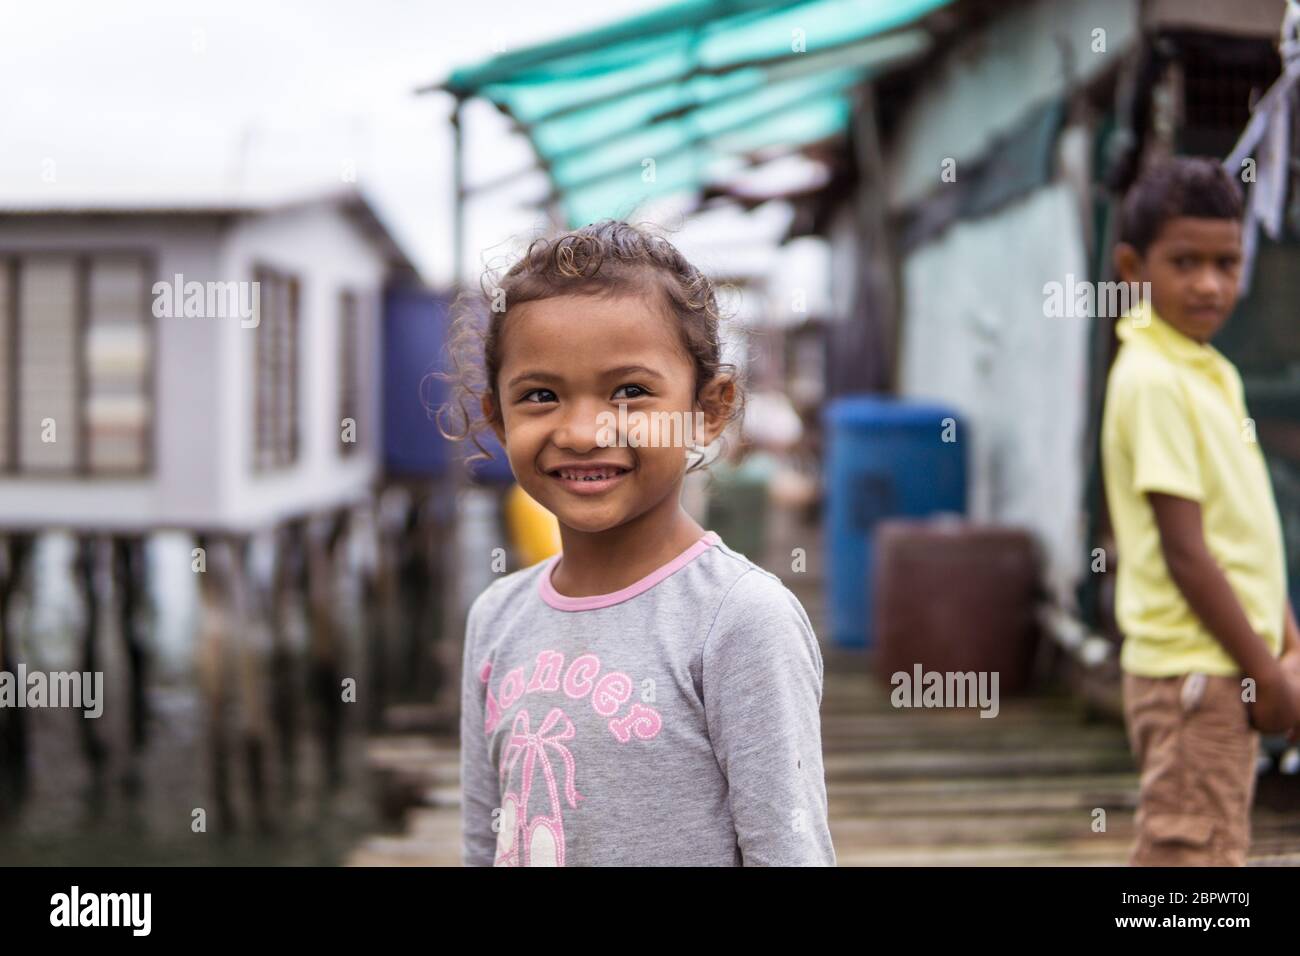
[433,219,744,472]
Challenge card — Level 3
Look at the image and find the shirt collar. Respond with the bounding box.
[1116,299,1221,368]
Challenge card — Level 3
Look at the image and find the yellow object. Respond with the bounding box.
[505,483,562,566]
[1102,300,1286,677]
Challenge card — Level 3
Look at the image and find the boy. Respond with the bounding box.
[1101,155,1300,866]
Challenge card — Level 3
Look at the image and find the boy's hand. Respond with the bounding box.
[1148,494,1299,733]
[1248,657,1300,734]
[1279,649,1300,741]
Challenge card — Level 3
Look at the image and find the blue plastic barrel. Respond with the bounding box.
[823,397,966,648]
[382,285,513,484]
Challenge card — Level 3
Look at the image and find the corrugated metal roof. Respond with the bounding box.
[426,0,953,225]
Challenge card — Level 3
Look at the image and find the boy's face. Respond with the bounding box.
[487,292,730,535]
[1115,216,1243,343]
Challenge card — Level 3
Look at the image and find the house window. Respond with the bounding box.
[0,253,152,475]
[338,290,361,457]
[252,265,300,471]
[86,257,152,472]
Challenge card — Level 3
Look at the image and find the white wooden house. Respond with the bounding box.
[0,188,416,533]
[0,189,422,815]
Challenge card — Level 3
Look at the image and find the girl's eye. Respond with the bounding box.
[612,384,649,400]
[521,388,556,404]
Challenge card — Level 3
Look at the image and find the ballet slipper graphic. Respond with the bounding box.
[527,815,562,867]
[499,706,584,867]
[493,792,522,867]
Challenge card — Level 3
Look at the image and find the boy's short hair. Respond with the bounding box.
[1119,156,1244,254]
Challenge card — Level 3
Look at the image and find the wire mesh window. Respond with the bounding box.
[0,253,153,475]
[1175,33,1281,157]
[252,265,300,472]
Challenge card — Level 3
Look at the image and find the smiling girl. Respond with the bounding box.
[439,221,835,867]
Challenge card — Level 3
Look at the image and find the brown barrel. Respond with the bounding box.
[873,519,1043,695]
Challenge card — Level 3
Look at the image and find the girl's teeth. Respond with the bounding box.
[559,469,621,480]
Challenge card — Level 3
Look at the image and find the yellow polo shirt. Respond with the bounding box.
[1101,300,1286,676]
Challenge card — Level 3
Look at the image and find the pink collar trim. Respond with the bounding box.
[539,531,721,612]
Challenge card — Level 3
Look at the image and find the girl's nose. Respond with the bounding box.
[551,399,603,452]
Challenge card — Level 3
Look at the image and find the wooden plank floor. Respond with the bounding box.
[346,646,1300,867]
[346,516,1300,866]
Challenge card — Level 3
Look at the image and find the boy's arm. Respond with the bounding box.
[1284,601,1300,657]
[1149,492,1297,732]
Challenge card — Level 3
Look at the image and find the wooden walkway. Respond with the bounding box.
[346,655,1300,867]
[346,515,1300,866]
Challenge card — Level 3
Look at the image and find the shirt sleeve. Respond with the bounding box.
[459,594,501,867]
[1123,369,1204,502]
[702,569,837,866]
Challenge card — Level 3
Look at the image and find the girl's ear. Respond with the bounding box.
[482,394,507,446]
[697,373,737,446]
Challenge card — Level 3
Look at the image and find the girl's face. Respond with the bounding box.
[488,292,725,535]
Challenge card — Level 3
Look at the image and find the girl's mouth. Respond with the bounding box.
[545,465,633,495]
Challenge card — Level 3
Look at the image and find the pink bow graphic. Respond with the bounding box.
[496,706,585,865]
[500,706,584,819]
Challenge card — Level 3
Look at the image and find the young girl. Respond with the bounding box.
[440,221,836,867]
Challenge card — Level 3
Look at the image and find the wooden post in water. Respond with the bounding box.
[268,520,303,800]
[73,534,108,781]
[396,491,424,697]
[194,532,235,831]
[427,475,455,723]
[110,535,150,753]
[360,492,390,734]
[0,532,35,810]
[229,533,273,833]
[306,511,348,789]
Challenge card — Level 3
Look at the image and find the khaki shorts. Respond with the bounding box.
[1122,672,1260,866]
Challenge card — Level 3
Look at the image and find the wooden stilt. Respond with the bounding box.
[424,481,454,721]
[74,534,108,780]
[229,533,272,833]
[397,492,431,697]
[306,512,347,790]
[269,520,303,801]
[195,533,236,832]
[111,535,150,751]
[361,538,386,734]
[0,533,35,810]
[376,489,408,710]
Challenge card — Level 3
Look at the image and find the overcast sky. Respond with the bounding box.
[0,0,668,285]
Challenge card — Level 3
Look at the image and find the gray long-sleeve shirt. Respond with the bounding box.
[459,531,837,866]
